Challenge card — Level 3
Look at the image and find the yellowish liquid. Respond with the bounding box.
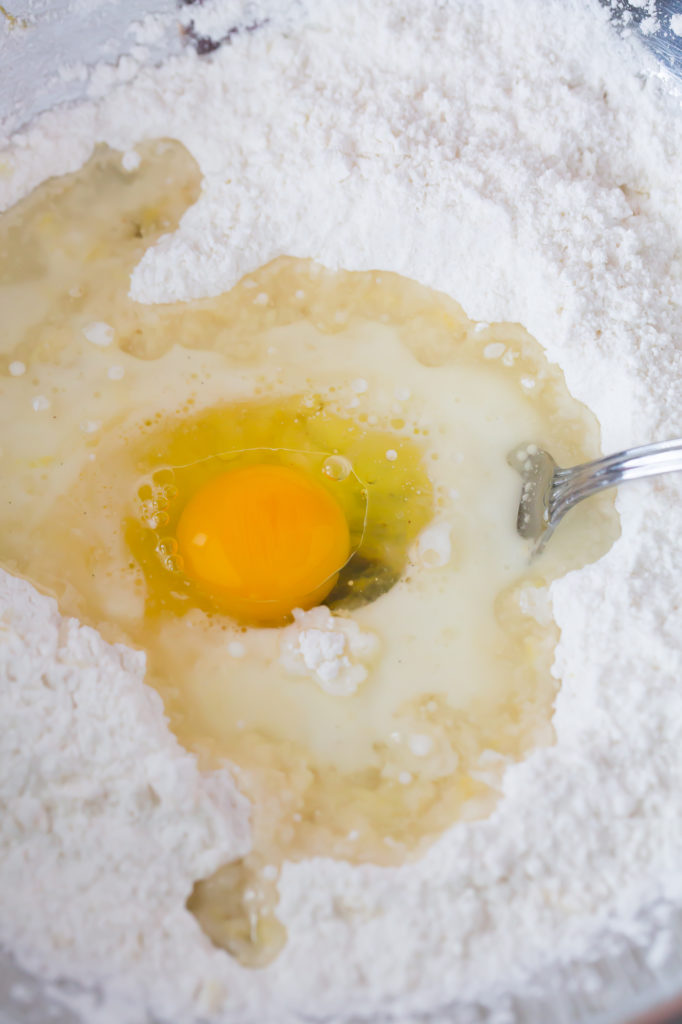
[124,397,435,623]
[0,141,619,967]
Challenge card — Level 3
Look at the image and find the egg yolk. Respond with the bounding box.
[175,463,351,621]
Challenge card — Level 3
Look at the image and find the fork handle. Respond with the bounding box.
[551,437,682,522]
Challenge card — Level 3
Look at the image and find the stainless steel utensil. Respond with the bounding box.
[509,437,682,549]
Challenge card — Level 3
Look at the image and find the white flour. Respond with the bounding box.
[2,1,682,1022]
[279,607,379,696]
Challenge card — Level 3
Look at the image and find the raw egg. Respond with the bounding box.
[176,463,351,620]
[126,396,434,625]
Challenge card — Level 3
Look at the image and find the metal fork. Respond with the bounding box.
[509,437,682,550]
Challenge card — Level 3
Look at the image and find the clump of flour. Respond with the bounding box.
[410,521,452,569]
[2,1,682,1022]
[279,606,378,695]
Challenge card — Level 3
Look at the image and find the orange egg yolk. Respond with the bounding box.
[175,463,351,621]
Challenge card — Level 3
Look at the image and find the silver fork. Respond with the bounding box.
[509,437,682,550]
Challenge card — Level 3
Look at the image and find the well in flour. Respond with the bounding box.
[1,0,682,1021]
[0,140,617,969]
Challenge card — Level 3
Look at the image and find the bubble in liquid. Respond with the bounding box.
[140,500,165,527]
[157,537,179,559]
[322,455,352,482]
[152,468,175,486]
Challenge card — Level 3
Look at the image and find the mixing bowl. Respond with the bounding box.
[1,2,682,1022]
